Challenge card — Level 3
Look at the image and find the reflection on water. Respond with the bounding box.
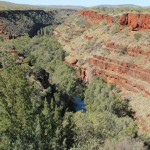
[73,97,86,112]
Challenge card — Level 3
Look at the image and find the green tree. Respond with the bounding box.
[51,60,77,95]
[0,54,75,149]
[84,77,130,116]
[0,54,34,149]
[73,111,137,150]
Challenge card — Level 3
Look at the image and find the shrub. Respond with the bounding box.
[111,24,120,35]
[74,111,137,150]
[119,45,127,55]
[0,35,4,42]
[102,137,148,150]
[134,33,142,41]
[84,77,131,116]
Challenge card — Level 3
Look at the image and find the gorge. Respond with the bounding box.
[0,3,150,149]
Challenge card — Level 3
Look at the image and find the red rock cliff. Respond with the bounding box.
[119,13,150,30]
[78,10,114,24]
[78,10,150,30]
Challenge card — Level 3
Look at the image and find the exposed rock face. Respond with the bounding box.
[64,55,150,96]
[85,55,150,96]
[119,14,128,25]
[78,10,150,30]
[104,41,150,58]
[119,13,150,30]
[78,10,114,24]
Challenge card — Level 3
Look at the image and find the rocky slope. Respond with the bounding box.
[54,9,150,133]
[0,9,75,39]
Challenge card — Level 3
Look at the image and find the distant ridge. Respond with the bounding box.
[0,0,41,10]
[92,4,142,8]
[39,5,85,9]
[0,1,84,10]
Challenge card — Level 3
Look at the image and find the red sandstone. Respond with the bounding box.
[85,55,150,96]
[119,13,150,30]
[78,10,150,30]
[78,10,113,24]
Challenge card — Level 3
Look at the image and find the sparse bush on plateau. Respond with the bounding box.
[134,33,142,41]
[111,24,120,35]
[119,45,127,55]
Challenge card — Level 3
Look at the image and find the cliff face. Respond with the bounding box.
[0,9,75,38]
[78,10,150,30]
[119,13,150,30]
[78,10,114,24]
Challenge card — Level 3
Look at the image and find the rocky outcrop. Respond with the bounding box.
[64,55,150,96]
[78,10,114,24]
[85,55,150,96]
[78,10,150,30]
[104,41,150,58]
[65,57,78,65]
[119,13,150,30]
[84,35,93,40]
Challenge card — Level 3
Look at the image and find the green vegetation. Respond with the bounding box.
[74,111,137,150]
[0,26,78,149]
[72,77,138,149]
[102,137,147,150]
[0,36,4,42]
[51,4,150,142]
[0,54,75,149]
[0,9,74,38]
[84,77,130,116]
[111,24,120,35]
[134,33,142,41]
[0,15,149,149]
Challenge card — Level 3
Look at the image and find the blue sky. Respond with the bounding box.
[1,0,150,7]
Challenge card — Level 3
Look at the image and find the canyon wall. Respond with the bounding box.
[54,10,150,97]
[119,13,150,30]
[86,55,150,96]
[54,9,150,133]
[0,9,75,39]
[78,10,114,24]
[104,41,150,58]
[78,10,150,30]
